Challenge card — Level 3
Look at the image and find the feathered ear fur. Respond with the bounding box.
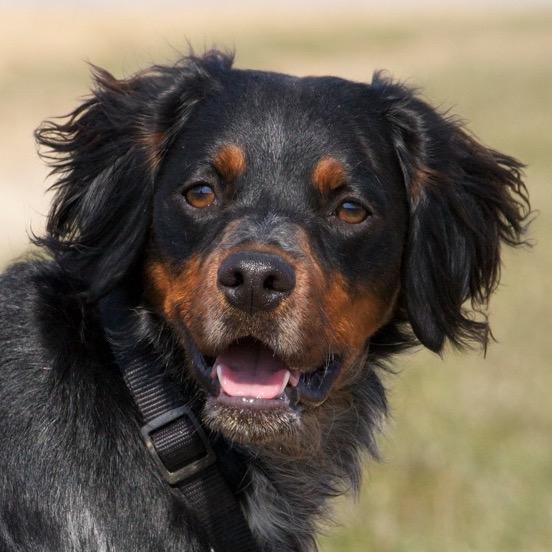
[34,51,233,300]
[372,73,530,353]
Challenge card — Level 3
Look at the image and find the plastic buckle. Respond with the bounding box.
[140,406,216,485]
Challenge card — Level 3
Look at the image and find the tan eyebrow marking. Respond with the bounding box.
[213,144,246,181]
[312,156,346,195]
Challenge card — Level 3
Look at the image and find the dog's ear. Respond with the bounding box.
[371,74,530,353]
[35,52,231,300]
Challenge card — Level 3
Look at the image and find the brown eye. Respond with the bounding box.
[335,200,369,224]
[184,183,216,209]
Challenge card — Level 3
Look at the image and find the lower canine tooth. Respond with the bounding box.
[289,372,300,387]
[277,370,291,396]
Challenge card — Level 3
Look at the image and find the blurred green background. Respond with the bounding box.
[1,2,550,551]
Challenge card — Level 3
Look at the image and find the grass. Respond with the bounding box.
[0,4,550,551]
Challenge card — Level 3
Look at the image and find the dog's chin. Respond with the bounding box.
[202,395,301,445]
[180,331,342,446]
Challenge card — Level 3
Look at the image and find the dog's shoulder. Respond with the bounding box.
[0,259,80,363]
[0,259,43,320]
[0,260,52,367]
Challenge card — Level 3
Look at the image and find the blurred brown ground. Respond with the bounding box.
[0,3,551,551]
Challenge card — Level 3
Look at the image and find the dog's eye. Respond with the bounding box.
[184,184,217,209]
[335,200,369,224]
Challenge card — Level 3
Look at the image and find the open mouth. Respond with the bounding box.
[183,333,341,410]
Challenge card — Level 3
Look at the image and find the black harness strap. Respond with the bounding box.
[100,291,260,552]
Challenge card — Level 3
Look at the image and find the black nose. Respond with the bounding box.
[217,251,296,313]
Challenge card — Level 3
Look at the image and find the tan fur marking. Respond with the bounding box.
[323,274,387,351]
[140,130,166,172]
[146,256,202,322]
[213,144,246,181]
[312,156,346,195]
[410,164,442,203]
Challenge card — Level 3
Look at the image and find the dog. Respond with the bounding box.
[0,51,529,551]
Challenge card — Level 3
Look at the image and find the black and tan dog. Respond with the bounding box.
[0,51,529,551]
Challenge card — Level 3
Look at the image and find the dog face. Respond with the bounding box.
[145,75,406,443]
[35,52,529,450]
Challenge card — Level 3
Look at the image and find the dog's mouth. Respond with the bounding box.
[213,338,300,408]
[180,328,343,444]
[184,333,342,410]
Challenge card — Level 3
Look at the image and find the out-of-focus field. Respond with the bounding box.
[1,4,551,551]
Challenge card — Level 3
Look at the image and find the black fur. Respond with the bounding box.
[0,52,529,551]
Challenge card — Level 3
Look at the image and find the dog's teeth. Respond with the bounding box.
[277,370,291,396]
[289,372,300,387]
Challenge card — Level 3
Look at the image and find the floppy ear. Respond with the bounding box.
[372,74,530,353]
[35,52,232,300]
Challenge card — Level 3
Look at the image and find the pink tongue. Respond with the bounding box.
[215,340,290,399]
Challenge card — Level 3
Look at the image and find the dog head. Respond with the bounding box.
[36,52,529,450]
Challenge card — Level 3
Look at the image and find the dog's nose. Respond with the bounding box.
[217,251,295,313]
